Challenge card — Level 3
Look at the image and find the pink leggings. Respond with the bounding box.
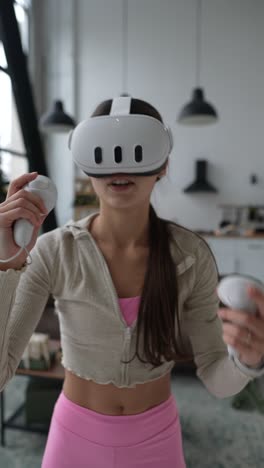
[41,390,186,468]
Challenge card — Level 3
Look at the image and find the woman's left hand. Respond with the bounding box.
[217,286,264,368]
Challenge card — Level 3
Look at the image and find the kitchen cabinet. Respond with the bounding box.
[205,238,237,275]
[204,237,264,282]
[235,239,264,282]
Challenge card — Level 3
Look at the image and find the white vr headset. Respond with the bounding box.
[68,96,173,177]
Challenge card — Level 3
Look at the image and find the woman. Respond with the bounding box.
[0,97,264,468]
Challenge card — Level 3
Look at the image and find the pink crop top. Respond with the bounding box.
[118,296,141,327]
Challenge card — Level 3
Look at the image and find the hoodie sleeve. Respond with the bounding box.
[182,238,255,398]
[0,230,58,392]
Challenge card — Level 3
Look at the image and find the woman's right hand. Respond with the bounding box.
[0,172,49,267]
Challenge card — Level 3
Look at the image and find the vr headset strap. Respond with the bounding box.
[110,96,131,116]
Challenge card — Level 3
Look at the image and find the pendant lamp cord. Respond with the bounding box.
[58,0,59,98]
[122,0,128,94]
[195,0,202,87]
[56,0,59,99]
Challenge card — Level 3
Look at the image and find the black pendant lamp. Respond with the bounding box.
[40,100,75,133]
[39,0,75,134]
[178,0,219,126]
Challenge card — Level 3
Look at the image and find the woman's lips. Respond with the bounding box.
[107,174,135,192]
[109,183,135,192]
[108,175,135,184]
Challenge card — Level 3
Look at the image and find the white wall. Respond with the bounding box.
[34,0,264,229]
[31,0,76,226]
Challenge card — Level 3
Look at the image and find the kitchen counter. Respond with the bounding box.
[194,231,264,239]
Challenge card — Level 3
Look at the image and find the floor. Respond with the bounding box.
[0,372,264,468]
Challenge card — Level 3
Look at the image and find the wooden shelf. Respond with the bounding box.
[73,177,99,220]
[16,339,64,379]
[73,204,99,221]
[74,205,99,211]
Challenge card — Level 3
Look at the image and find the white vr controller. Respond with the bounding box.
[14,175,57,248]
[217,274,264,359]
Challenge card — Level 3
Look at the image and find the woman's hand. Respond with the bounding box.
[217,286,264,368]
[0,172,48,268]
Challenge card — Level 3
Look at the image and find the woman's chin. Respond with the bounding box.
[103,196,142,210]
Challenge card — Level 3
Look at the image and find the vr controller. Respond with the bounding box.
[217,274,264,359]
[13,175,57,249]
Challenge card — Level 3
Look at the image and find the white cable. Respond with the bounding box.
[0,246,32,265]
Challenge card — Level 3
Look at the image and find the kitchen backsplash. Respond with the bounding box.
[218,205,264,228]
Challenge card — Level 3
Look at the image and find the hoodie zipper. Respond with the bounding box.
[82,229,137,385]
[121,326,132,385]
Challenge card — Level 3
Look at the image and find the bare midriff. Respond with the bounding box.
[62,370,172,415]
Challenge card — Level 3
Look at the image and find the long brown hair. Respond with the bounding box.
[91,97,203,369]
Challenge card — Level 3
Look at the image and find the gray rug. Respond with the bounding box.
[0,373,263,467]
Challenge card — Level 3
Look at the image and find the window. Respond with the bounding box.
[0,1,31,182]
